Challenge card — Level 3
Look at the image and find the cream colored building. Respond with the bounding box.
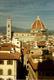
[0,43,20,80]
[13,32,35,42]
[0,60,17,80]
[6,17,12,40]
[12,38,21,53]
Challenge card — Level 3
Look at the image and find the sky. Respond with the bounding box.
[0,0,54,30]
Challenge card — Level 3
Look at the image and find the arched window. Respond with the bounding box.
[8,24,10,28]
[8,69,12,75]
[0,69,3,75]
[7,78,12,80]
[0,78,4,80]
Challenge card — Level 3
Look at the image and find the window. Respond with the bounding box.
[8,35,10,37]
[17,42,19,44]
[0,69,3,75]
[8,24,10,28]
[0,78,4,80]
[0,60,4,64]
[22,34,23,36]
[7,78,12,80]
[31,52,33,54]
[16,34,18,36]
[8,30,10,32]
[7,60,13,65]
[8,69,12,75]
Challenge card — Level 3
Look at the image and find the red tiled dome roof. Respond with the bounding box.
[32,16,46,31]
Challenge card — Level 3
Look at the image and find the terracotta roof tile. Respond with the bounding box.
[0,43,15,51]
[0,52,21,60]
[37,41,46,46]
[0,43,21,60]
[32,16,46,31]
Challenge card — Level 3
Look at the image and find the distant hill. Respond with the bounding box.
[47,30,54,35]
[12,27,30,32]
[0,27,30,33]
[0,27,54,35]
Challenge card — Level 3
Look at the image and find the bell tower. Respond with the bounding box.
[6,17,12,40]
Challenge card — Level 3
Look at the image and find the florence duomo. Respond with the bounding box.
[0,16,54,80]
[0,0,54,80]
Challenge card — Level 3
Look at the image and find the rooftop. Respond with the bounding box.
[32,16,46,31]
[0,52,20,60]
[0,43,21,60]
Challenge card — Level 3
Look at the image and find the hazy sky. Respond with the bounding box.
[0,0,54,30]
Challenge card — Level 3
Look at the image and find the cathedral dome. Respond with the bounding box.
[32,16,46,31]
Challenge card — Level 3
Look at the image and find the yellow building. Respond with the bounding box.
[0,43,21,80]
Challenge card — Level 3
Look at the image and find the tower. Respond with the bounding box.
[6,17,12,39]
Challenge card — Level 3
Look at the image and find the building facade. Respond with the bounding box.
[0,60,17,80]
[6,17,12,40]
[0,43,21,80]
